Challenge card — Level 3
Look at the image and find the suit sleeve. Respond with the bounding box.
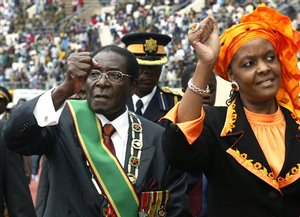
[164,165,193,217]
[159,128,193,217]
[3,97,53,156]
[162,102,205,144]
[161,117,212,173]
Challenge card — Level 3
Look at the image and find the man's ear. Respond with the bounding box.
[130,79,137,96]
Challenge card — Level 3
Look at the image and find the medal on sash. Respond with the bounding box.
[103,203,116,217]
[138,190,169,217]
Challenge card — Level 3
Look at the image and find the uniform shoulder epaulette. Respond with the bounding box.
[161,86,183,97]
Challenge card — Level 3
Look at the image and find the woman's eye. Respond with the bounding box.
[266,55,275,62]
[242,61,253,68]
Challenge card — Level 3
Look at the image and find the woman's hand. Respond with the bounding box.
[188,14,220,66]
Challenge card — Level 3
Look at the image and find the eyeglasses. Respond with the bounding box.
[89,69,133,83]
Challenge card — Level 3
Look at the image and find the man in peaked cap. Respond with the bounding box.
[0,86,12,120]
[122,32,182,123]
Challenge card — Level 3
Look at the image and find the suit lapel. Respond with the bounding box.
[222,97,300,191]
[127,96,134,112]
[227,99,271,171]
[61,128,100,203]
[143,87,165,122]
[62,108,102,204]
[124,117,156,193]
[277,108,300,187]
[134,143,155,193]
[223,99,273,184]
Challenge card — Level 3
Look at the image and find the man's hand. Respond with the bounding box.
[64,52,94,95]
[51,52,97,110]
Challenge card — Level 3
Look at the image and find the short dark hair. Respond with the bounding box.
[92,45,139,80]
[181,65,195,92]
[181,65,217,92]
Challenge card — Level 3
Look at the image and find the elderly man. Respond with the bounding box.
[4,45,191,217]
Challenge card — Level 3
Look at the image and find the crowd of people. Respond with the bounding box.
[1,0,300,217]
[0,0,299,91]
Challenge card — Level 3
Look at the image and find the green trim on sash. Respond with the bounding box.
[67,100,139,216]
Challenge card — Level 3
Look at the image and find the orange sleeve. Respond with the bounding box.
[163,102,205,144]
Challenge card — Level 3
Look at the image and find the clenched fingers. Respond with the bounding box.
[188,15,217,44]
[67,52,93,78]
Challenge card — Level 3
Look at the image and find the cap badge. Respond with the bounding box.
[144,38,158,54]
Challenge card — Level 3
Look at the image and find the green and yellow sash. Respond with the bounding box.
[67,100,139,216]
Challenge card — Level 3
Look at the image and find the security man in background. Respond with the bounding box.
[121,32,182,122]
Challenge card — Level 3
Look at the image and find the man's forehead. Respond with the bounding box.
[93,53,125,66]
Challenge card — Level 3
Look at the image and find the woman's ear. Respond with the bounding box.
[227,67,234,82]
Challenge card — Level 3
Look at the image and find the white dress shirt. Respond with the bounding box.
[132,85,157,114]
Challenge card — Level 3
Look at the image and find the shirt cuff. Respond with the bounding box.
[33,88,65,127]
[163,102,205,144]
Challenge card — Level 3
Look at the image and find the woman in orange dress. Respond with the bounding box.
[162,6,300,217]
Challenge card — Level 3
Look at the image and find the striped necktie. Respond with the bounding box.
[103,124,116,155]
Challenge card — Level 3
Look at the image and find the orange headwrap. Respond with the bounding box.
[214,6,300,123]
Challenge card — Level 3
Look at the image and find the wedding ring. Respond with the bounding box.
[189,23,200,33]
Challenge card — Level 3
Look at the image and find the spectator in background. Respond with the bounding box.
[1,0,299,91]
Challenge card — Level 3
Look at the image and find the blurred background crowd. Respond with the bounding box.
[0,0,299,93]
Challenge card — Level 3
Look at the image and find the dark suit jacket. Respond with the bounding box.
[127,85,182,122]
[0,120,37,217]
[35,156,49,217]
[162,95,300,217]
[4,97,191,217]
